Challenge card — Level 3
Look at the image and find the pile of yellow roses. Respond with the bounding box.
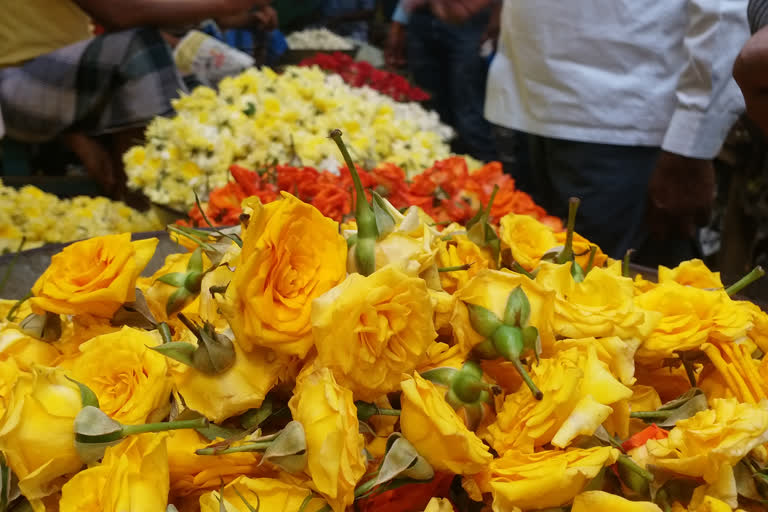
[2,148,768,512]
[0,180,163,253]
[123,66,455,210]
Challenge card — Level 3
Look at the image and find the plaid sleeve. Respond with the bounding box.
[749,0,768,32]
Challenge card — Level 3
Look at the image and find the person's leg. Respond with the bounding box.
[406,10,454,127]
[491,124,532,193]
[441,10,498,162]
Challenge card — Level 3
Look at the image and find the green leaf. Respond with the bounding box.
[66,377,100,409]
[157,272,189,288]
[232,485,260,512]
[261,421,307,474]
[150,342,197,368]
[240,399,274,430]
[111,289,157,330]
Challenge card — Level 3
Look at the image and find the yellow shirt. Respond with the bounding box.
[0,0,92,67]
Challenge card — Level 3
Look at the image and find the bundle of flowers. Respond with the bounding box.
[299,52,430,102]
[183,156,562,230]
[0,180,162,253]
[124,67,453,210]
[2,132,768,512]
[286,28,355,51]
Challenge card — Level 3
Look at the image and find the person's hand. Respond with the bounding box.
[647,151,715,239]
[428,0,493,23]
[385,22,407,69]
[254,6,278,31]
[734,26,768,136]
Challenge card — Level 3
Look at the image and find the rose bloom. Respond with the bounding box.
[658,259,723,289]
[0,327,61,370]
[646,398,768,507]
[435,232,494,294]
[468,446,619,510]
[0,367,83,501]
[312,265,436,401]
[450,269,556,356]
[635,282,752,363]
[30,233,157,317]
[499,214,557,272]
[70,327,173,425]
[572,491,662,512]
[59,433,169,512]
[220,193,347,358]
[701,341,766,404]
[400,373,492,475]
[199,476,328,512]
[288,366,366,512]
[536,262,658,342]
[487,345,632,453]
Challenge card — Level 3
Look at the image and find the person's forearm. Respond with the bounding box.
[74,0,268,30]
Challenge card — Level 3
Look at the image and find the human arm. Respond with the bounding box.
[426,0,491,23]
[73,0,273,30]
[734,3,768,136]
[385,1,410,68]
[647,0,749,238]
[216,6,278,31]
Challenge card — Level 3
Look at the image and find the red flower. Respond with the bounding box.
[356,472,455,512]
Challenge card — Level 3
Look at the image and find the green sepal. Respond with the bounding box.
[157,272,188,288]
[371,190,396,238]
[66,377,100,409]
[466,303,502,338]
[503,287,531,327]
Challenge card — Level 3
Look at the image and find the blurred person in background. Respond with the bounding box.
[323,0,377,42]
[421,0,749,266]
[385,1,498,162]
[0,0,271,197]
[735,0,768,135]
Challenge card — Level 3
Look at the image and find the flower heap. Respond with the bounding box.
[184,156,562,229]
[299,52,430,102]
[123,66,454,210]
[2,131,768,512]
[0,180,162,253]
[286,28,355,51]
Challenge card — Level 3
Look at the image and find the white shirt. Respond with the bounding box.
[485,0,750,159]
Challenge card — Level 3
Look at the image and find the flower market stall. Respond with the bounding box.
[1,131,768,512]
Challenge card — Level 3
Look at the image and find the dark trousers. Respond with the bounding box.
[492,125,699,266]
[407,9,498,162]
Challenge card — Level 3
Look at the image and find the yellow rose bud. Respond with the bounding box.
[400,373,492,475]
[499,214,557,272]
[30,234,158,318]
[488,345,632,453]
[139,251,210,324]
[436,233,494,294]
[658,259,723,289]
[572,491,662,512]
[312,265,437,401]
[422,497,455,512]
[167,429,270,499]
[451,269,555,356]
[60,433,169,512]
[221,193,347,357]
[288,366,366,512]
[70,326,173,425]
[0,367,83,501]
[171,341,289,423]
[471,446,619,510]
[0,327,61,370]
[635,283,752,362]
[536,262,658,342]
[199,476,327,512]
[646,398,768,506]
[553,231,608,270]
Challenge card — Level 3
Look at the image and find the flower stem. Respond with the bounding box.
[726,266,765,296]
[167,225,216,252]
[555,198,580,264]
[158,322,173,344]
[438,263,473,272]
[585,245,598,272]
[354,477,380,499]
[629,410,674,419]
[121,417,208,437]
[195,440,274,456]
[617,454,654,482]
[511,357,543,400]
[6,291,31,322]
[622,249,635,278]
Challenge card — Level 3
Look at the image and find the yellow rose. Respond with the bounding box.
[451,269,556,356]
[423,497,455,512]
[0,299,32,323]
[487,345,632,453]
[499,214,557,272]
[0,358,20,421]
[536,262,658,341]
[554,336,641,386]
[0,367,83,501]
[701,342,766,404]
[70,326,172,425]
[471,447,619,510]
[52,314,120,360]
[572,491,662,512]
[658,259,723,289]
[635,283,752,362]
[646,398,768,506]
[171,341,289,423]
[0,327,61,370]
[60,433,169,512]
[288,366,366,512]
[167,429,270,499]
[312,265,436,401]
[435,233,494,294]
[199,476,327,512]
[30,233,158,317]
[553,231,609,270]
[400,373,492,474]
[221,193,347,357]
